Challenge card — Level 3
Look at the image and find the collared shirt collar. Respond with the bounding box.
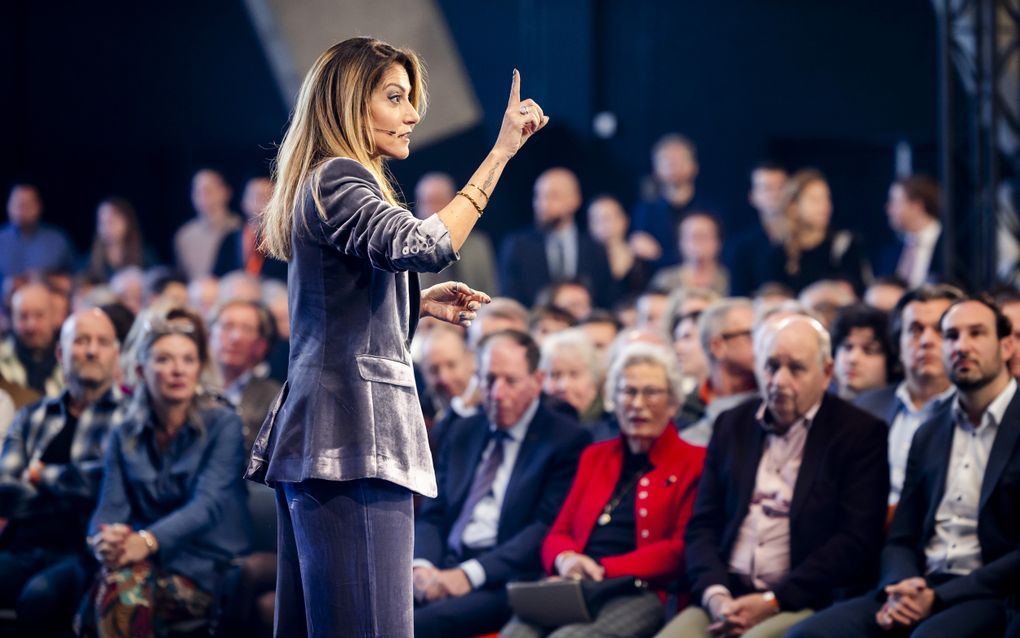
[951,377,1017,432]
[905,219,942,247]
[755,396,823,435]
[895,381,956,416]
[490,396,540,443]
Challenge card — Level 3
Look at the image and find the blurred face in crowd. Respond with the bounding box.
[533,169,581,230]
[266,293,289,340]
[749,168,787,220]
[674,316,709,381]
[885,183,928,234]
[143,334,202,405]
[581,321,618,363]
[653,141,697,188]
[942,301,1013,392]
[7,185,42,229]
[156,281,190,309]
[758,319,833,429]
[793,179,832,234]
[865,282,906,312]
[188,277,220,318]
[12,283,54,351]
[900,299,952,388]
[422,329,474,405]
[111,269,144,314]
[242,178,273,221]
[415,175,455,220]
[97,202,129,243]
[530,314,572,347]
[219,274,262,304]
[680,214,720,265]
[369,64,420,161]
[835,327,888,396]
[552,284,592,321]
[544,351,598,415]
[480,337,543,429]
[587,197,628,244]
[191,170,231,219]
[709,305,755,376]
[615,362,678,452]
[636,293,668,332]
[211,303,268,378]
[59,310,119,390]
[1000,301,1020,378]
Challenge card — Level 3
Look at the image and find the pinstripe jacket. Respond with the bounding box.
[0,334,63,398]
[0,385,128,518]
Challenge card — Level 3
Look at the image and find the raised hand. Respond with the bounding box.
[420,281,491,327]
[493,69,550,160]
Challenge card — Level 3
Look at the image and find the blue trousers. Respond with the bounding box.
[274,478,414,638]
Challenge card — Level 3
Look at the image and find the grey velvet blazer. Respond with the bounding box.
[245,157,457,497]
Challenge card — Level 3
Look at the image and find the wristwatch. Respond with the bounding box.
[761,591,779,610]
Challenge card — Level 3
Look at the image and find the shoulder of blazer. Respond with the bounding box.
[853,384,898,418]
[712,396,764,436]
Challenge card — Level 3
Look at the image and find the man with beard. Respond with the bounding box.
[499,168,615,308]
[0,308,126,637]
[658,315,888,638]
[0,282,63,397]
[790,296,1020,637]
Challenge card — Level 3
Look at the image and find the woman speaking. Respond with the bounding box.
[245,37,548,636]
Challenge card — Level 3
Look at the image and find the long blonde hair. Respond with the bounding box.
[260,37,428,260]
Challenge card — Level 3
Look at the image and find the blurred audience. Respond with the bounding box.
[877,174,945,287]
[86,197,152,281]
[0,183,75,279]
[214,176,287,282]
[651,212,729,296]
[728,162,788,295]
[0,281,63,396]
[830,304,897,400]
[587,195,651,294]
[863,275,907,312]
[174,169,242,280]
[797,278,857,329]
[539,329,613,436]
[528,305,576,347]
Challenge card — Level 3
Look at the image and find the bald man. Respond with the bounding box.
[499,167,615,309]
[0,308,128,636]
[0,282,63,396]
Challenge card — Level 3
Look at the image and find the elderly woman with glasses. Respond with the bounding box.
[500,343,706,638]
[79,307,251,637]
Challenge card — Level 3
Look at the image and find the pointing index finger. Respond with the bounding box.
[508,68,520,107]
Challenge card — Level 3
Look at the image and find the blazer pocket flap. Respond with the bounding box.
[356,354,415,388]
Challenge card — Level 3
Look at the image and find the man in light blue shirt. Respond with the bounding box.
[0,184,74,279]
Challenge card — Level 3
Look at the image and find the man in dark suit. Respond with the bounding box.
[413,330,590,638]
[499,167,615,308]
[855,284,962,507]
[876,175,946,288]
[213,177,287,282]
[657,315,889,638]
[790,296,1020,637]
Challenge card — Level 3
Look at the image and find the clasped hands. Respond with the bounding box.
[89,523,153,570]
[412,565,472,603]
[875,577,936,630]
[706,592,779,637]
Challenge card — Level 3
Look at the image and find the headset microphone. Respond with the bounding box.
[374,128,399,136]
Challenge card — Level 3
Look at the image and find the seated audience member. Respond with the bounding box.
[466,297,530,351]
[529,304,577,347]
[413,331,590,638]
[538,280,593,323]
[109,266,145,314]
[651,212,730,296]
[587,194,652,294]
[260,279,290,383]
[613,293,641,329]
[80,307,251,636]
[830,304,897,400]
[657,315,889,638]
[995,288,1020,378]
[86,197,153,281]
[0,309,125,637]
[97,302,135,348]
[214,176,287,282]
[143,267,189,310]
[667,288,720,398]
[187,275,220,319]
[209,299,281,451]
[0,183,75,279]
[877,174,946,287]
[501,343,706,638]
[0,378,40,412]
[174,169,243,280]
[728,162,789,296]
[629,134,720,271]
[420,324,478,427]
[855,284,963,506]
[540,329,614,438]
[499,168,615,309]
[0,281,63,396]
[415,172,499,295]
[864,275,908,312]
[751,281,795,307]
[635,290,670,334]
[797,278,857,330]
[578,310,620,372]
[789,296,1020,638]
[0,388,12,438]
[218,270,263,304]
[678,298,758,446]
[764,169,870,294]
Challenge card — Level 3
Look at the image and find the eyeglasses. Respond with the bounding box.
[617,386,670,402]
[719,329,752,341]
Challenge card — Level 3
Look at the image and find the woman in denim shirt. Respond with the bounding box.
[80,307,251,637]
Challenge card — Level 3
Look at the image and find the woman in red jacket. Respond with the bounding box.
[500,342,707,638]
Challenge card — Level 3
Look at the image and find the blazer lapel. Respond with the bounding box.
[980,393,1020,511]
[922,411,955,534]
[734,405,767,522]
[790,396,832,521]
[450,419,491,513]
[499,407,548,533]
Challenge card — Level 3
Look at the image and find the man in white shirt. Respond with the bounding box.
[881,175,946,288]
[790,295,1020,638]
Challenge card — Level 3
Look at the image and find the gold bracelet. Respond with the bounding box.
[466,182,491,203]
[456,190,484,217]
[138,529,158,555]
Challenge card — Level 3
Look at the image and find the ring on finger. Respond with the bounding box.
[519,105,530,115]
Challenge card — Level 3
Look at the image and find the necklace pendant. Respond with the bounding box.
[597,512,612,526]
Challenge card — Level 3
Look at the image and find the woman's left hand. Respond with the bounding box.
[420,282,491,327]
